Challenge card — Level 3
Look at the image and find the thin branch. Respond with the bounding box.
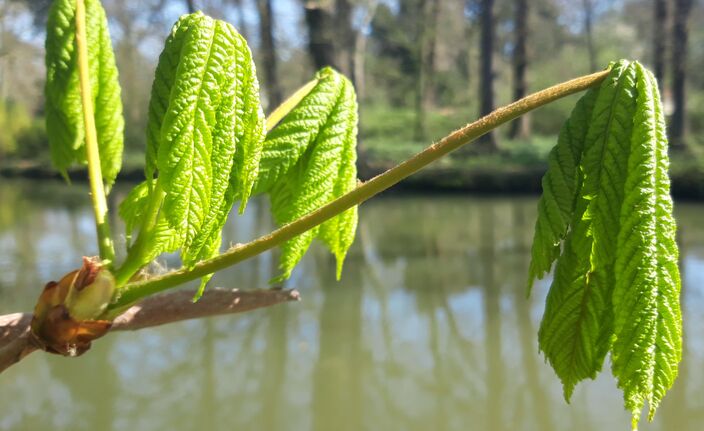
[0,287,300,374]
[75,0,116,264]
[109,69,610,311]
[111,288,299,330]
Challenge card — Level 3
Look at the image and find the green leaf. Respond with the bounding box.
[610,64,681,424]
[538,60,637,399]
[533,60,682,428]
[118,13,265,293]
[649,75,682,421]
[229,35,266,214]
[528,87,599,290]
[255,67,359,281]
[145,13,200,182]
[118,180,151,247]
[45,0,124,188]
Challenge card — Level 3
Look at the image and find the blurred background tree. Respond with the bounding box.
[1,0,702,179]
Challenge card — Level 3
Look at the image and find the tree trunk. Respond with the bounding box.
[334,0,355,78]
[459,15,473,99]
[476,0,498,152]
[509,0,529,139]
[256,0,283,109]
[303,1,337,70]
[653,0,668,87]
[0,2,9,103]
[670,0,692,148]
[231,0,251,41]
[414,0,440,141]
[353,1,378,99]
[582,0,597,71]
[186,0,196,13]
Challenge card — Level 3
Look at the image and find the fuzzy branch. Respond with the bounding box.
[110,69,610,310]
[0,287,300,374]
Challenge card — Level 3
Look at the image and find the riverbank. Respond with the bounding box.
[4,153,704,200]
[360,159,704,199]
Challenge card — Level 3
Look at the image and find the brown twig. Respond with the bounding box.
[0,287,300,374]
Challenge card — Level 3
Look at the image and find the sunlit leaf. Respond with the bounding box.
[118,12,265,295]
[532,60,681,427]
[45,0,124,188]
[255,67,359,281]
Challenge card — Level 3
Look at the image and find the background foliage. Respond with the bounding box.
[1,0,702,175]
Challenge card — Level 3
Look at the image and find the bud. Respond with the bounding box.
[30,257,115,356]
[66,262,116,320]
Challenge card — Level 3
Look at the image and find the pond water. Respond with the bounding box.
[0,179,703,431]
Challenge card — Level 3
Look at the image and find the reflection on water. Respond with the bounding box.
[1,179,704,430]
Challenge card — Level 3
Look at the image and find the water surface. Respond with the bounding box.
[1,179,703,430]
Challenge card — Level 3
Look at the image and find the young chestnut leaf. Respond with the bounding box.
[531,60,681,428]
[611,63,681,424]
[528,86,599,291]
[254,67,359,282]
[45,0,124,189]
[536,61,637,400]
[117,12,265,296]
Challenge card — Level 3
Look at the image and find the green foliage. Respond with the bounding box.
[254,67,358,281]
[118,12,265,295]
[0,102,46,159]
[528,87,599,288]
[44,0,124,188]
[36,4,684,427]
[118,180,154,246]
[117,14,359,294]
[530,60,681,427]
[611,64,681,423]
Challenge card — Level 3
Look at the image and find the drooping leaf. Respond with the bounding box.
[532,60,681,428]
[649,74,682,421]
[538,60,637,399]
[254,67,359,281]
[580,60,638,306]
[118,12,265,293]
[528,86,599,290]
[610,63,681,425]
[45,0,124,188]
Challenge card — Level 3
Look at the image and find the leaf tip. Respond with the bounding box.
[269,272,289,286]
[334,252,346,281]
[192,275,211,302]
[562,382,576,404]
[526,271,536,298]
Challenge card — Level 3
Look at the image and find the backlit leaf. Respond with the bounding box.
[45,0,124,188]
[255,67,359,281]
[532,60,681,428]
[117,13,265,294]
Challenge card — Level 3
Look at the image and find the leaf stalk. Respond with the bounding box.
[107,69,610,311]
[75,0,115,265]
[113,180,166,286]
